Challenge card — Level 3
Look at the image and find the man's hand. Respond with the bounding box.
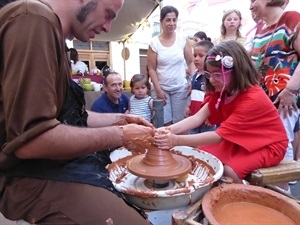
[117,114,154,128]
[273,89,297,118]
[120,124,154,153]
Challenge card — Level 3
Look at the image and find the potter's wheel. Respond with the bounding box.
[108,146,224,210]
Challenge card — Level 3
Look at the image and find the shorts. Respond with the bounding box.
[151,85,188,124]
[0,177,151,225]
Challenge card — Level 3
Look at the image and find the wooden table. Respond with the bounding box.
[72,74,103,84]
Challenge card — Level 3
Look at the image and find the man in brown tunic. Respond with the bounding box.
[0,0,153,224]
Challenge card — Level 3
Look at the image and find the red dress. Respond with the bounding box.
[199,85,288,179]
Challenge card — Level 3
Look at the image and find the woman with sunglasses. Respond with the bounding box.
[154,40,288,186]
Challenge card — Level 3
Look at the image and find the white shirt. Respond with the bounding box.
[71,61,88,75]
[149,34,187,91]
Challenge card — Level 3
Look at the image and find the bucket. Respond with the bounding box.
[202,184,300,225]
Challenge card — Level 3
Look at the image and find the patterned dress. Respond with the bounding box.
[251,11,300,100]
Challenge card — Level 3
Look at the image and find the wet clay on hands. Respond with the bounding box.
[116,114,154,128]
[120,124,154,153]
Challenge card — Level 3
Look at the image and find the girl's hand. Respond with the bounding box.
[204,119,213,127]
[154,128,176,150]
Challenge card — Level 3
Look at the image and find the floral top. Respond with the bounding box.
[251,11,300,98]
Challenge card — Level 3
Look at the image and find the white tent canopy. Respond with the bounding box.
[94,0,159,42]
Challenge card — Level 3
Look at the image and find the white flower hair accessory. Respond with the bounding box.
[207,54,234,69]
[222,56,234,68]
[215,55,222,61]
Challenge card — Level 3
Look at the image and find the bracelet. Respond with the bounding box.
[285,87,299,94]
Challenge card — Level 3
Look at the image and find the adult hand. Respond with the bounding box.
[117,114,154,128]
[273,89,297,118]
[120,124,154,153]
[156,89,167,106]
[186,82,192,97]
[154,128,176,150]
[184,107,190,118]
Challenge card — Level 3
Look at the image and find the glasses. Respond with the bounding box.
[204,69,232,81]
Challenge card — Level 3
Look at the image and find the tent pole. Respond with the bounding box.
[122,41,126,81]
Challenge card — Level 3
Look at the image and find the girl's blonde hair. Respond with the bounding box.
[221,9,243,38]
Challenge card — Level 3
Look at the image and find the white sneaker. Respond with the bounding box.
[242,180,250,185]
[289,181,297,185]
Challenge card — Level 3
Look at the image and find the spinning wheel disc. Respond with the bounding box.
[127,149,192,180]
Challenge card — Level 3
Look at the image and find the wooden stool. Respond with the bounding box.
[246,159,300,186]
[245,159,300,199]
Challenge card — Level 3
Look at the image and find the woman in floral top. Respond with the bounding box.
[251,0,300,168]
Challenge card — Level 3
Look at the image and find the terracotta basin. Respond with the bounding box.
[108,146,223,210]
[202,184,300,225]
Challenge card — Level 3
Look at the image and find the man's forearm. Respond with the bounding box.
[87,111,123,128]
[15,124,123,160]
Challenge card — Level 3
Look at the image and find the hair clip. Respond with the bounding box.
[222,56,233,68]
[207,55,221,61]
[215,55,221,61]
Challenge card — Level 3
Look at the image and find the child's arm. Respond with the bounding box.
[155,129,222,150]
[149,98,154,119]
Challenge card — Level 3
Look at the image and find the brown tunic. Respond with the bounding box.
[0,0,69,169]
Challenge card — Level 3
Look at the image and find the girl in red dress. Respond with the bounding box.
[154,40,288,183]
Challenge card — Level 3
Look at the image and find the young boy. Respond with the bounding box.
[185,40,215,134]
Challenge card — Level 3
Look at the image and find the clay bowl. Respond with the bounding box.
[108,146,224,210]
[202,183,300,225]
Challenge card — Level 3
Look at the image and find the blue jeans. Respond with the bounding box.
[189,124,216,134]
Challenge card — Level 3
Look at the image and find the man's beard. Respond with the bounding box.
[77,0,98,23]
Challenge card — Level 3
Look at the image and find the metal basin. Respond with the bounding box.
[108,146,224,210]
